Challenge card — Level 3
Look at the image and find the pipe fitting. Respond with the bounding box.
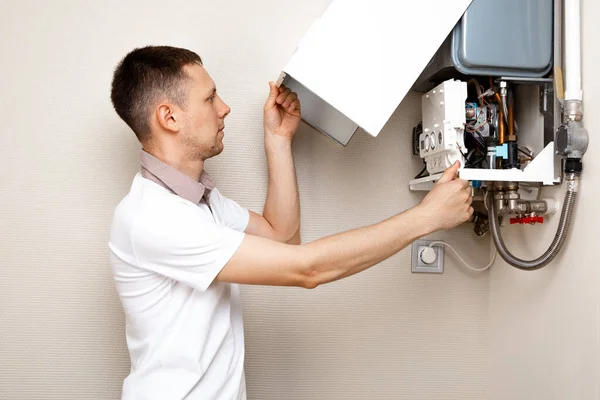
[499,81,508,94]
[494,181,518,192]
[564,99,583,122]
[556,121,589,159]
[514,200,549,215]
[542,198,560,215]
[494,197,506,214]
[506,191,520,212]
[488,183,551,217]
[566,172,580,192]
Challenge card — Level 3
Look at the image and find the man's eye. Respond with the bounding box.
[208,95,215,102]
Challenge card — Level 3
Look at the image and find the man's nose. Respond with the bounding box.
[218,97,231,119]
[222,104,231,119]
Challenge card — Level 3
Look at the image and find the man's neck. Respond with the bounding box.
[142,146,204,182]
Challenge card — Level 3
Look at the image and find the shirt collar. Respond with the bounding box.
[139,149,215,205]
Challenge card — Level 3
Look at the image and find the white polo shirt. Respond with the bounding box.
[109,151,249,400]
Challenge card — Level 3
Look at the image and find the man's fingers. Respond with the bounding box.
[265,81,300,114]
[276,88,292,104]
[436,161,460,184]
[282,92,298,109]
[288,99,300,113]
[265,81,279,110]
[456,178,470,189]
[466,189,473,205]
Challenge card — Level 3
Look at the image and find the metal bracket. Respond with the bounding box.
[539,82,555,146]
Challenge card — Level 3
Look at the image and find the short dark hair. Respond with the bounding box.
[110,46,202,141]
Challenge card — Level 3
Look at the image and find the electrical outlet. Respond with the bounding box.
[411,240,444,273]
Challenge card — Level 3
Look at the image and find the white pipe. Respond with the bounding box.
[564,0,582,102]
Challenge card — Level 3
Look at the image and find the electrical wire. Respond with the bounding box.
[472,130,487,149]
[465,154,488,169]
[466,106,488,133]
[428,241,497,272]
[464,128,487,168]
[413,165,428,179]
[468,79,484,108]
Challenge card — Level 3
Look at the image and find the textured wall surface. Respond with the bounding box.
[0,1,490,399]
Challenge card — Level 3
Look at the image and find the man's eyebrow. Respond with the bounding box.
[206,87,216,97]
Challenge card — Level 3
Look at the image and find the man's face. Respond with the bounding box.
[179,63,230,160]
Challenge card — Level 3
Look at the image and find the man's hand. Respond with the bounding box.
[264,82,301,140]
[417,161,473,231]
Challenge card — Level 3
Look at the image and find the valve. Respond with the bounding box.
[509,216,544,225]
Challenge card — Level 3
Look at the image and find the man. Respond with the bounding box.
[108,46,473,400]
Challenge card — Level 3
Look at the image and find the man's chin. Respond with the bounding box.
[210,144,224,158]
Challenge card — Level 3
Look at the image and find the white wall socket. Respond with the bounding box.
[411,240,444,273]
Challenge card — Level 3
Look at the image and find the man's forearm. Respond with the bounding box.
[217,161,471,289]
[218,204,437,288]
[301,206,436,287]
[263,135,300,242]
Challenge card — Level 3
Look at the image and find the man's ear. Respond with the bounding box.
[155,103,180,133]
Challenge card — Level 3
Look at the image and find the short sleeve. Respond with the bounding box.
[209,189,249,232]
[131,202,244,291]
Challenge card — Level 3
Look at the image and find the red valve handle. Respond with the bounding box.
[509,216,544,225]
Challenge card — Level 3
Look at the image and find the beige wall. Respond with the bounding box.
[488,0,600,399]
[0,1,491,399]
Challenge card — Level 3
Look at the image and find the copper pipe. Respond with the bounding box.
[507,93,516,141]
[495,93,505,144]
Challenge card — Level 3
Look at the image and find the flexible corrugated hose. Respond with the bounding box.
[488,173,579,270]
